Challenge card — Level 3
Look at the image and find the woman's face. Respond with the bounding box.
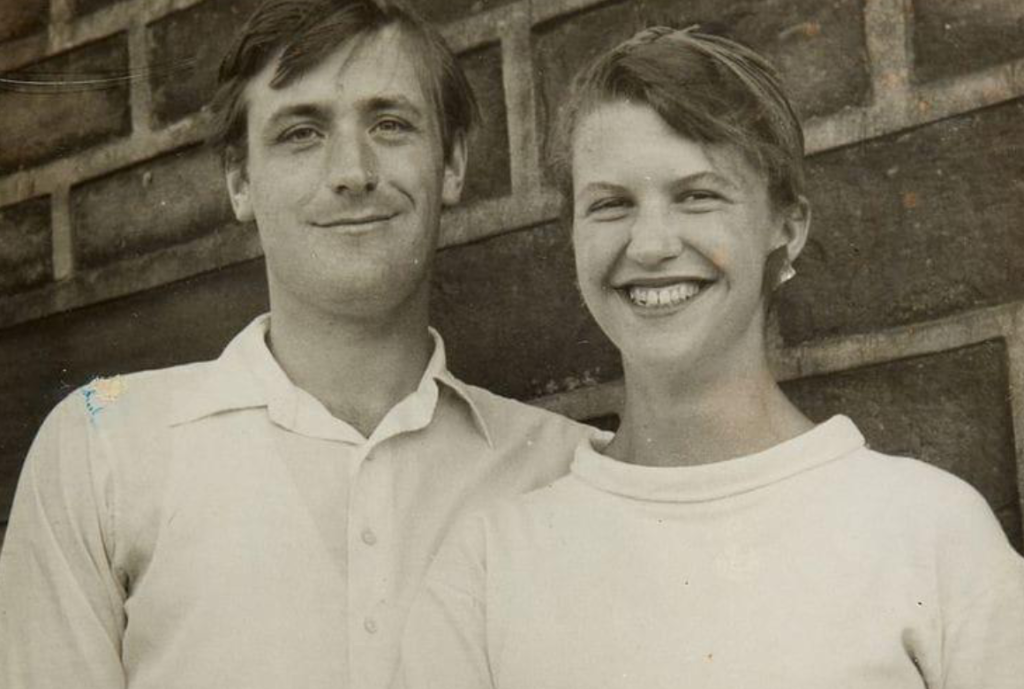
[571,100,804,378]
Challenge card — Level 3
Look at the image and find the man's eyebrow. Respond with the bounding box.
[362,94,425,117]
[264,103,331,129]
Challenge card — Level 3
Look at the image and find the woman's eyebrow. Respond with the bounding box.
[575,181,626,203]
[672,171,740,191]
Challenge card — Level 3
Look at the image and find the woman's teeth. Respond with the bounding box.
[627,282,703,307]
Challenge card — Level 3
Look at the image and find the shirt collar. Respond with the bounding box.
[170,314,493,447]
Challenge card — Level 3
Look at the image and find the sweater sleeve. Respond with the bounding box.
[394,511,495,689]
[935,484,1024,689]
[0,394,127,689]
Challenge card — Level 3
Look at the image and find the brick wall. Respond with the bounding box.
[1,0,1023,552]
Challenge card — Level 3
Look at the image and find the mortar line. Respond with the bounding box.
[1003,304,1024,539]
[50,185,75,281]
[532,303,1021,420]
[127,20,153,135]
[501,3,542,196]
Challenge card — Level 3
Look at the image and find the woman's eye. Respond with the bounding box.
[684,190,720,202]
[588,198,630,216]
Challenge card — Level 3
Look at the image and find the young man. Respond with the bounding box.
[0,2,594,687]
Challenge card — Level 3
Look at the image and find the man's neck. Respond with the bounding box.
[266,290,434,438]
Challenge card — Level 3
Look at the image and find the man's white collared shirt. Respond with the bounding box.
[0,315,595,689]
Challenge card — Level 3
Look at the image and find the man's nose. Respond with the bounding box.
[325,132,379,194]
[625,210,684,266]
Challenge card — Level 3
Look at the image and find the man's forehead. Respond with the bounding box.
[245,26,430,112]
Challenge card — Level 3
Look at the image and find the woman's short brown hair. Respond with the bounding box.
[550,26,805,210]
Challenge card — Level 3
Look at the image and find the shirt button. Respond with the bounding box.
[361,528,377,546]
[364,617,378,634]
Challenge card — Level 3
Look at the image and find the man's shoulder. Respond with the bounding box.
[455,381,597,444]
[58,358,221,432]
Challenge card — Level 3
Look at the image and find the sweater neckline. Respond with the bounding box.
[570,415,865,503]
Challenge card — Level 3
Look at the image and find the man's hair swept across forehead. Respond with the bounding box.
[208,0,478,166]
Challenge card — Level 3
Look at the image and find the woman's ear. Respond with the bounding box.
[776,195,811,262]
[225,159,255,223]
[441,134,468,208]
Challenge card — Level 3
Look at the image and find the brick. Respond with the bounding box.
[72,145,243,269]
[533,0,869,162]
[0,197,52,295]
[431,221,621,400]
[637,0,870,118]
[782,341,1021,549]
[147,0,263,127]
[458,43,511,203]
[779,98,1024,344]
[533,1,636,180]
[0,34,131,174]
[74,0,122,16]
[415,0,515,25]
[912,0,1024,84]
[0,0,47,44]
[0,258,269,523]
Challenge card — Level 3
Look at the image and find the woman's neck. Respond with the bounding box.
[607,353,813,468]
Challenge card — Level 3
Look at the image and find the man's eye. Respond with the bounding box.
[374,118,412,135]
[279,126,321,144]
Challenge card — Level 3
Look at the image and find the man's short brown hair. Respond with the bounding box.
[209,0,478,167]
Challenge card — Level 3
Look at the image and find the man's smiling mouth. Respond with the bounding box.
[312,213,397,228]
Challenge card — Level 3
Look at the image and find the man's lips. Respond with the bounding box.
[311,212,398,228]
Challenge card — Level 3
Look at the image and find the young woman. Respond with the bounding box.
[395,27,1024,689]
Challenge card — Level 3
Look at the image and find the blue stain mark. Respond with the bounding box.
[80,377,127,423]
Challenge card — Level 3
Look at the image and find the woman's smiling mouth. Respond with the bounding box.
[620,279,715,311]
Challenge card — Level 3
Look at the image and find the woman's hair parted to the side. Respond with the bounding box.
[208,0,479,168]
[550,26,806,211]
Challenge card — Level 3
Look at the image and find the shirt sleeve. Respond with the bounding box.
[0,394,127,689]
[394,512,495,689]
[936,485,1024,689]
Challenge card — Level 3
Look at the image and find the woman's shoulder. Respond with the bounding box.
[837,445,1009,548]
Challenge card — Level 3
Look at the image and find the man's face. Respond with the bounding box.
[226,27,466,320]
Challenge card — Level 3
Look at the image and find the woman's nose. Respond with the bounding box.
[625,213,684,266]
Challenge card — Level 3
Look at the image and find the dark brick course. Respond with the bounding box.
[0,197,52,295]
[459,43,511,203]
[0,34,131,174]
[0,259,269,528]
[431,221,621,400]
[912,0,1024,84]
[0,0,48,44]
[783,341,1021,550]
[533,0,870,169]
[147,0,263,127]
[74,0,123,17]
[72,145,244,269]
[414,0,515,25]
[779,97,1024,344]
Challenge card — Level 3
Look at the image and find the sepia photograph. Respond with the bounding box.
[0,0,1022,687]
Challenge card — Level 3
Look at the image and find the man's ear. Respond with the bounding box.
[225,158,255,223]
[775,195,811,262]
[441,134,468,208]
